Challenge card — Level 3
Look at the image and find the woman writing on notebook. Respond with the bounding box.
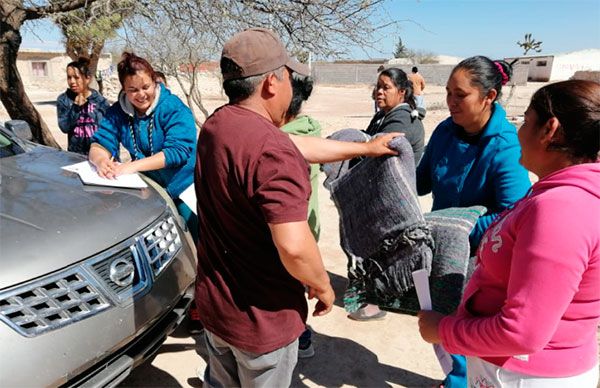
[89,52,198,241]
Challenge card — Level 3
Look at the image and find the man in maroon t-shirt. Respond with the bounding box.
[194,28,335,387]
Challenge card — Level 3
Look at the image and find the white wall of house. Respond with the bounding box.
[505,55,554,82]
[526,57,554,81]
[506,49,600,82]
[17,49,112,92]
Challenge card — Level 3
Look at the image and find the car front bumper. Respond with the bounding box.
[0,227,197,387]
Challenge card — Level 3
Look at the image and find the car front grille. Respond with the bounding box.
[0,210,184,337]
[0,269,110,337]
[138,215,182,277]
[91,247,140,294]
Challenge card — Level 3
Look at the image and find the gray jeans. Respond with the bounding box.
[202,330,298,388]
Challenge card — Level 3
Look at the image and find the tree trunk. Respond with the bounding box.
[89,41,103,76]
[90,41,104,95]
[0,6,60,148]
[501,84,517,109]
[173,71,203,130]
[190,69,209,119]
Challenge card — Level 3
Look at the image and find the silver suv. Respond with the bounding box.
[0,121,197,387]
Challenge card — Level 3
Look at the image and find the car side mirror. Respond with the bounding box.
[5,120,33,141]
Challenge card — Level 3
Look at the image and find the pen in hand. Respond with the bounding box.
[105,153,116,179]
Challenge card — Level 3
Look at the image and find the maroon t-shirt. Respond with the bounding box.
[194,104,311,354]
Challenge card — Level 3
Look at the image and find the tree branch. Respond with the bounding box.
[25,0,100,20]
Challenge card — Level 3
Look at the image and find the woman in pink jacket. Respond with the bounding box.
[418,79,600,387]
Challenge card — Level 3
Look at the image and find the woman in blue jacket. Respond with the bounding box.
[57,57,110,155]
[416,56,531,387]
[89,52,197,241]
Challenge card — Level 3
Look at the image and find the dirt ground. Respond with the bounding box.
[1,81,563,387]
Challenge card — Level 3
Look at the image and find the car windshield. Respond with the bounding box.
[0,131,25,158]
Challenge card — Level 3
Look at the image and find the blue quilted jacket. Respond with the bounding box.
[416,103,531,247]
[91,83,196,198]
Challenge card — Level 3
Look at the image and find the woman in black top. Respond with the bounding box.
[366,67,426,164]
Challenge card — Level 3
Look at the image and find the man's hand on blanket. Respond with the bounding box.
[364,132,403,157]
[308,284,335,317]
[417,310,445,344]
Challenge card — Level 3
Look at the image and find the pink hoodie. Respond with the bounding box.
[439,162,600,377]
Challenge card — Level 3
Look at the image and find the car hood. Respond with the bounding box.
[0,148,168,289]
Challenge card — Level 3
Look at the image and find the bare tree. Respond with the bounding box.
[1,0,394,143]
[0,0,100,147]
[124,11,218,127]
[125,0,392,126]
[157,0,390,57]
[403,49,439,64]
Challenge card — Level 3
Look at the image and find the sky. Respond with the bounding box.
[20,0,600,60]
[363,0,600,59]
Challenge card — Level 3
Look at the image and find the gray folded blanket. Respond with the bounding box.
[323,129,486,315]
[322,128,370,190]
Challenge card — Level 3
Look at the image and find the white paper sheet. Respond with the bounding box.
[61,162,83,173]
[413,269,433,310]
[62,161,147,189]
[179,184,197,214]
[412,269,454,375]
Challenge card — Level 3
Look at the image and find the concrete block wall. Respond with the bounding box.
[312,63,455,86]
[312,62,528,86]
[402,64,455,86]
[312,63,381,85]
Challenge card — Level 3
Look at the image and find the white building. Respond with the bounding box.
[505,49,600,82]
[17,49,112,92]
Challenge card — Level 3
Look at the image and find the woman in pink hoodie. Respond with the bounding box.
[418,79,600,387]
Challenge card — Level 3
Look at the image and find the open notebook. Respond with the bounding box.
[62,161,148,189]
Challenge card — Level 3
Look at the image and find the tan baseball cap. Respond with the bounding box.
[221,28,310,81]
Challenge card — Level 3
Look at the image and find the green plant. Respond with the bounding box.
[393,37,408,58]
[517,33,542,56]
